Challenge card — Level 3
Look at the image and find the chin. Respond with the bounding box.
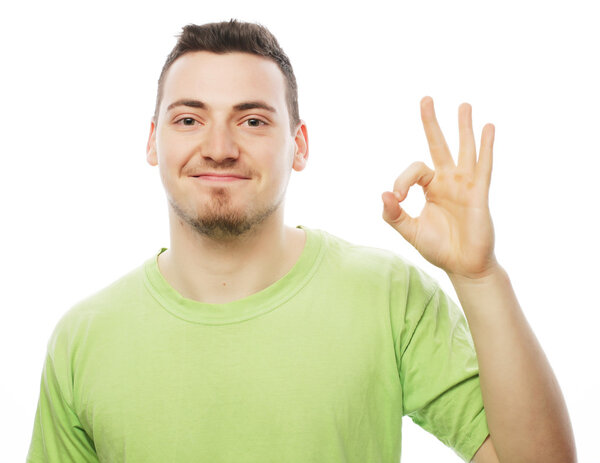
[172,198,279,241]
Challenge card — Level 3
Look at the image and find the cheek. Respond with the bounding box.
[265,151,294,193]
[156,134,191,171]
[155,138,185,188]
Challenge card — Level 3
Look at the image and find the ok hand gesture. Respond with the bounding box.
[382,96,498,279]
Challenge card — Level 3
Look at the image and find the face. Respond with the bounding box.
[147,51,308,240]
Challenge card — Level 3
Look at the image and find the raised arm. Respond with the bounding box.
[381,97,576,462]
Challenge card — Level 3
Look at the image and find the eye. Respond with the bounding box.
[175,117,199,126]
[244,118,267,128]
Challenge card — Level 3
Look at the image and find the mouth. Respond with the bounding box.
[191,173,251,183]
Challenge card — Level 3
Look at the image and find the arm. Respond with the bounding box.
[28,351,99,462]
[453,265,574,462]
[381,97,576,462]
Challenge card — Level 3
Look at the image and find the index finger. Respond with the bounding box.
[420,96,455,169]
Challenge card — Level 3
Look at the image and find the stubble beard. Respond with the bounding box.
[169,186,283,241]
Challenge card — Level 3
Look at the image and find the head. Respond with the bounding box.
[146,21,308,242]
[153,20,300,136]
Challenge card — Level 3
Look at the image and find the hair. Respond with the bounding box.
[153,19,300,135]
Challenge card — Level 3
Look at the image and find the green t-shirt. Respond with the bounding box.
[27,226,489,462]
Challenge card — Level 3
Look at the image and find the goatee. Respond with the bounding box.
[168,187,282,241]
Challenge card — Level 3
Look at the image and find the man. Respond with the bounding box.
[27,20,576,462]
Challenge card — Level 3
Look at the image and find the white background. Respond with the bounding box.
[1,0,598,461]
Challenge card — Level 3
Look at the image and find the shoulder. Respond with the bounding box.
[314,228,439,298]
[47,259,149,356]
[316,228,400,270]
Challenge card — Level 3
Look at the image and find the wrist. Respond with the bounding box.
[447,262,518,329]
[447,261,509,293]
[446,258,503,284]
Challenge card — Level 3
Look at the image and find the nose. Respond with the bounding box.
[202,122,239,163]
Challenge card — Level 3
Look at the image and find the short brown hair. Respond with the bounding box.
[153,20,300,134]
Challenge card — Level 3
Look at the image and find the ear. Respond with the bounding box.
[292,120,309,172]
[146,119,158,166]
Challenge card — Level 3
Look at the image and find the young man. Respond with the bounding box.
[27,20,576,462]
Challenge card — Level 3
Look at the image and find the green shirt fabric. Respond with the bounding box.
[27,226,489,462]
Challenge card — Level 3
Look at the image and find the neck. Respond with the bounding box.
[158,206,305,304]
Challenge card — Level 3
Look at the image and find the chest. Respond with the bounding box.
[74,299,403,461]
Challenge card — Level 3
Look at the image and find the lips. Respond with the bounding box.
[191,172,251,183]
[196,175,248,179]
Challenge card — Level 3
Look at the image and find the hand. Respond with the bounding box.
[382,96,498,279]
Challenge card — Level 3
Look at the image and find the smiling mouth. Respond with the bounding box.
[192,174,250,182]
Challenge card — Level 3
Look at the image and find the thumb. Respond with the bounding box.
[381,191,418,245]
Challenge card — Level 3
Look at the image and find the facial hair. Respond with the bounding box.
[168,184,284,241]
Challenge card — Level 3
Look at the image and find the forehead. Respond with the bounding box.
[162,51,288,112]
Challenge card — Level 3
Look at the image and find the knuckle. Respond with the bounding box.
[410,161,426,171]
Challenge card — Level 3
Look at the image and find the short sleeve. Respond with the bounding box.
[398,284,490,462]
[27,349,98,462]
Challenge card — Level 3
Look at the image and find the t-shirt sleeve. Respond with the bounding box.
[27,338,99,462]
[396,270,490,462]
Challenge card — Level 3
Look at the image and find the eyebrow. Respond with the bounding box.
[166,99,277,114]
